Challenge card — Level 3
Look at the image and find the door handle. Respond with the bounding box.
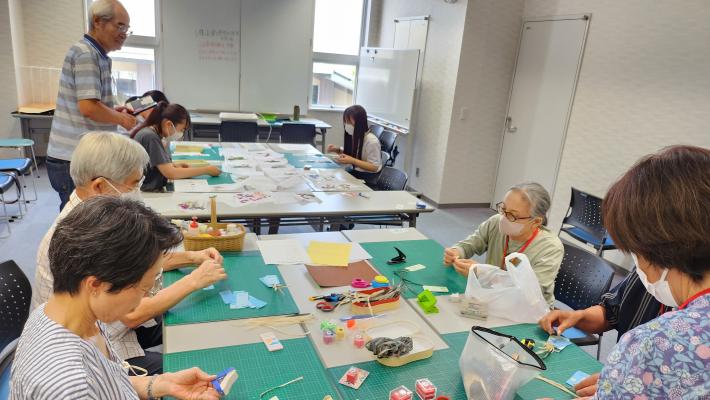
[505,116,517,133]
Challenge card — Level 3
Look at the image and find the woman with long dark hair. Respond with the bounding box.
[326,105,382,184]
[130,101,221,191]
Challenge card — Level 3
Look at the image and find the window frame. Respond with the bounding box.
[309,0,368,111]
[83,0,162,93]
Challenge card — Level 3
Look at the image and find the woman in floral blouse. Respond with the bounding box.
[587,145,710,399]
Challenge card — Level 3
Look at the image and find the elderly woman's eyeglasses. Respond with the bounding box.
[145,269,163,297]
[495,202,533,223]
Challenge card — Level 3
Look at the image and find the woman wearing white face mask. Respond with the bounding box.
[582,145,710,400]
[326,105,382,187]
[130,102,221,191]
[443,182,564,305]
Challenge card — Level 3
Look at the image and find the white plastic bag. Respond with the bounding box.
[461,252,549,323]
[459,326,546,400]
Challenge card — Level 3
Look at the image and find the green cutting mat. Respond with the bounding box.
[285,153,340,169]
[172,145,223,161]
[164,338,340,400]
[190,172,235,185]
[444,324,603,400]
[360,240,468,299]
[330,324,602,400]
[163,251,299,325]
[329,340,467,400]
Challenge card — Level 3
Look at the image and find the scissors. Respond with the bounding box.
[316,301,340,312]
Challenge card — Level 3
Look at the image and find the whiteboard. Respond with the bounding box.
[355,48,419,129]
[239,0,315,114]
[161,0,240,110]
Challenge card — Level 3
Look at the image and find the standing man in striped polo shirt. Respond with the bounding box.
[47,0,137,210]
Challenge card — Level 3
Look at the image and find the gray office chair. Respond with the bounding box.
[280,123,316,146]
[219,121,259,143]
[373,167,408,191]
[554,241,615,359]
[370,124,384,140]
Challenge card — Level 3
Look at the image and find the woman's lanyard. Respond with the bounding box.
[501,228,540,268]
[678,287,710,310]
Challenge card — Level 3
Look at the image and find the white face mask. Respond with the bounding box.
[166,122,183,142]
[632,253,678,307]
[344,123,354,134]
[105,178,145,203]
[498,216,527,236]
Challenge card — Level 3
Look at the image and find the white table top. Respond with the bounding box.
[258,231,348,247]
[190,113,332,129]
[342,227,429,243]
[144,190,433,219]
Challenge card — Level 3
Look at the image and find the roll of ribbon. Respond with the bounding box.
[351,278,370,288]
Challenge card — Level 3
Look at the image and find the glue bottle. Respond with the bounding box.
[187,217,199,237]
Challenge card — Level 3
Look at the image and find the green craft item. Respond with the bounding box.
[417,290,439,314]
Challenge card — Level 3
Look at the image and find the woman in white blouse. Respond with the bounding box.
[11,196,219,400]
[327,105,382,186]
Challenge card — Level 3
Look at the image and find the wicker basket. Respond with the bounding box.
[183,195,246,252]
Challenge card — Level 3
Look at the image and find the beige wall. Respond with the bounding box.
[374,0,467,202]
[0,0,19,140]
[440,0,523,204]
[21,0,84,68]
[524,0,710,235]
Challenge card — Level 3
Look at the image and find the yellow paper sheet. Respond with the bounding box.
[179,159,210,167]
[175,145,206,153]
[306,241,353,267]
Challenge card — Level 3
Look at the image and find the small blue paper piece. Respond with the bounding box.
[566,370,590,386]
[248,295,267,309]
[548,335,572,350]
[230,291,250,309]
[259,275,280,288]
[219,290,235,305]
[560,326,587,339]
[203,285,215,291]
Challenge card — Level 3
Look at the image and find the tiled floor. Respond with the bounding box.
[1,165,622,361]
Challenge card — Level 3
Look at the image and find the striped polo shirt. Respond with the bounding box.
[10,305,138,399]
[47,34,117,161]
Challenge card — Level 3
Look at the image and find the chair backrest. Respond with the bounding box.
[280,123,316,146]
[379,130,397,154]
[0,260,32,355]
[554,242,615,310]
[374,167,408,191]
[219,121,259,143]
[561,187,608,240]
[370,125,384,140]
[380,151,390,167]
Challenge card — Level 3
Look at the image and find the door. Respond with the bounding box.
[492,15,590,205]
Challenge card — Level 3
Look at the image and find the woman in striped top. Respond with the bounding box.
[10,196,219,400]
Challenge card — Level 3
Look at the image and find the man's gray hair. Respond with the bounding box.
[70,131,148,187]
[510,182,552,226]
[88,0,118,30]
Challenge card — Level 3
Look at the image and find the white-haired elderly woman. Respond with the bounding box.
[443,182,564,305]
[33,132,227,375]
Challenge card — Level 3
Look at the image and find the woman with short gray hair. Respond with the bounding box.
[443,182,564,305]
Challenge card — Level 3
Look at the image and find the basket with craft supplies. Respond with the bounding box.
[181,195,246,252]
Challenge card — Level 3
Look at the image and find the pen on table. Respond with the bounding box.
[358,192,370,199]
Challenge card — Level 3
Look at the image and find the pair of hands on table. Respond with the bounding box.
[326,145,356,165]
[188,248,227,290]
[443,247,476,276]
[538,310,599,398]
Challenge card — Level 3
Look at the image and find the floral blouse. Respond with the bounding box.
[595,293,710,399]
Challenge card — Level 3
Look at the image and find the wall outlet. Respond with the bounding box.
[415,167,420,177]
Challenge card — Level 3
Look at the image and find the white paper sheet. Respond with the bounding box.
[173,179,211,193]
[256,239,312,265]
[349,242,372,262]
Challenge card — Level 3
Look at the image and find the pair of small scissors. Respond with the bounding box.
[316,301,340,312]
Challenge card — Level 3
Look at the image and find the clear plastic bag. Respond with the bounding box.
[462,253,549,323]
[459,326,546,400]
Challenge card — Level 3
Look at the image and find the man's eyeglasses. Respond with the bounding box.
[495,202,533,223]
